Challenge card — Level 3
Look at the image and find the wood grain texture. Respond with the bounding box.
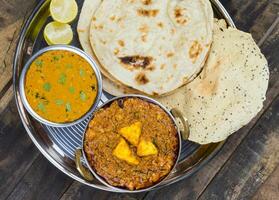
[221,0,279,37]
[252,166,279,200]
[6,155,73,200]
[0,0,36,27]
[0,99,39,199]
[0,0,36,94]
[0,1,40,199]
[60,182,146,200]
[198,95,279,200]
[0,0,37,113]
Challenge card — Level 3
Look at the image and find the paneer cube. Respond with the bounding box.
[113,138,139,165]
[119,122,142,146]
[137,140,158,157]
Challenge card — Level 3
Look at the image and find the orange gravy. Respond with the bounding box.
[25,50,98,123]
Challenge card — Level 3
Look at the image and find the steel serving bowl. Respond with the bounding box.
[19,45,103,127]
[75,94,190,193]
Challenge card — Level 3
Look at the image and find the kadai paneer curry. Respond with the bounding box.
[24,50,98,123]
[84,98,179,190]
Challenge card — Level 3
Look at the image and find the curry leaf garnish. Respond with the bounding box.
[79,69,85,77]
[58,73,67,85]
[66,64,73,68]
[65,102,71,112]
[38,102,46,112]
[43,82,51,92]
[80,91,87,101]
[55,99,64,106]
[35,60,43,68]
[53,55,61,61]
[69,86,75,94]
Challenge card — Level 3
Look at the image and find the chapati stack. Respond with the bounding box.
[77,0,269,144]
[78,0,214,96]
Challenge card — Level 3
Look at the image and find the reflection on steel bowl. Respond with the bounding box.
[19,45,102,127]
[76,95,189,192]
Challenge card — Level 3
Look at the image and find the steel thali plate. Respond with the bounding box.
[13,0,235,192]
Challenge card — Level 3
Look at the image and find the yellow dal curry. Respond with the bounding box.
[25,50,98,123]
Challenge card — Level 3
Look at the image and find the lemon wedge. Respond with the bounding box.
[44,21,73,45]
[50,0,78,23]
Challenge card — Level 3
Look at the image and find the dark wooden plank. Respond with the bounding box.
[198,95,279,200]
[60,181,146,200]
[143,1,279,199]
[252,165,279,200]
[0,1,44,199]
[221,0,279,41]
[0,0,37,111]
[0,99,40,199]
[6,155,73,200]
[0,0,36,27]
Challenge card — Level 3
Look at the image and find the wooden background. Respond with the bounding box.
[0,0,279,199]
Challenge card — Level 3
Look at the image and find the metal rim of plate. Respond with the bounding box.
[13,0,235,193]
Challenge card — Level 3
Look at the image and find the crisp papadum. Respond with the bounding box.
[157,24,269,144]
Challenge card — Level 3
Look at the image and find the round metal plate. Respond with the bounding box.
[13,0,235,193]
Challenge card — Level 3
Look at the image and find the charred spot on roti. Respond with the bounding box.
[146,64,155,71]
[92,17,96,21]
[174,7,188,25]
[157,22,164,28]
[119,56,153,70]
[117,17,123,23]
[167,52,174,58]
[94,24,103,30]
[118,40,125,47]
[141,0,152,5]
[135,73,149,85]
[174,7,183,18]
[167,75,174,81]
[110,16,116,21]
[189,41,203,62]
[114,48,120,55]
[137,9,159,17]
[139,24,149,33]
[141,34,147,42]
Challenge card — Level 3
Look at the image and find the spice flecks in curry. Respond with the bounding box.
[25,50,98,123]
[84,98,178,190]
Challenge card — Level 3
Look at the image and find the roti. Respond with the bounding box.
[77,0,136,96]
[156,24,269,144]
[89,0,214,95]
